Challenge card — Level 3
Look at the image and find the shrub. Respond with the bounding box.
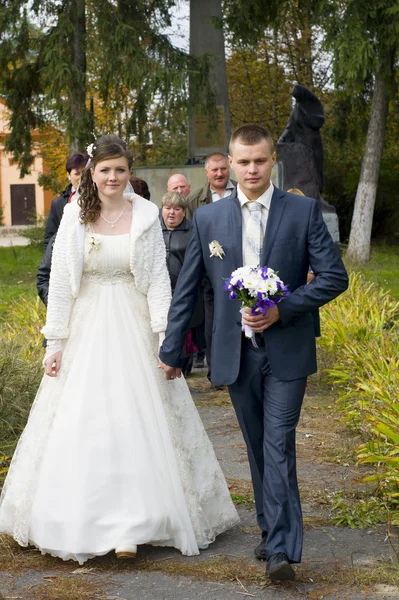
[0,337,42,444]
[319,272,399,523]
[20,215,46,248]
[0,295,45,488]
[1,295,45,358]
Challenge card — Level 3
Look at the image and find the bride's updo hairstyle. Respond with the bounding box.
[78,135,133,224]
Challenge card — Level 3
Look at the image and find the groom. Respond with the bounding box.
[159,124,348,581]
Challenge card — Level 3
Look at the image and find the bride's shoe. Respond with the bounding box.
[115,545,137,559]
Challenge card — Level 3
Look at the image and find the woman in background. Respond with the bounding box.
[130,177,151,200]
[160,192,204,378]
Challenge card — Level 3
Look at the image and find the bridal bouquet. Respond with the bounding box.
[224,266,290,344]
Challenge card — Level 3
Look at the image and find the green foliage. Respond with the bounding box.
[0,9,43,175]
[227,41,292,138]
[0,295,45,486]
[20,220,45,249]
[223,0,280,43]
[320,271,399,522]
[0,245,43,322]
[0,245,42,285]
[322,88,399,243]
[320,271,399,351]
[0,336,42,441]
[230,493,255,507]
[355,245,399,302]
[225,1,399,245]
[330,492,389,528]
[1,294,46,358]
[324,0,399,91]
[0,0,213,170]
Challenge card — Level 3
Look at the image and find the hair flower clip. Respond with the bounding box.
[86,143,96,158]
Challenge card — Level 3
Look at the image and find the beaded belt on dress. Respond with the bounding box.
[82,269,134,285]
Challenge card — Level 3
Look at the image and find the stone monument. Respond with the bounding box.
[187,0,231,163]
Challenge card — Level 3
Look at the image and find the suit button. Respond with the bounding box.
[236,321,241,326]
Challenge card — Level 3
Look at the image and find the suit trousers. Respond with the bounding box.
[228,337,306,563]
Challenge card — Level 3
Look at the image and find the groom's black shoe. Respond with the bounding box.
[266,553,295,581]
[254,538,266,560]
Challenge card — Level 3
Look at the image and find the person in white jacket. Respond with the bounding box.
[0,135,239,565]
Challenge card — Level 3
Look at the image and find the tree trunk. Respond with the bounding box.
[346,75,389,264]
[69,0,89,153]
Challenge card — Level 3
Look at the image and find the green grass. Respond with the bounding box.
[0,245,43,321]
[0,245,43,284]
[349,245,399,300]
[0,242,397,320]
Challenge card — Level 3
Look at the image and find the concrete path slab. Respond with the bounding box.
[0,235,29,247]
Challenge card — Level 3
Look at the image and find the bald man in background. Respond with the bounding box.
[167,174,191,198]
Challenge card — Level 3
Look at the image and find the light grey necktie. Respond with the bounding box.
[244,201,263,266]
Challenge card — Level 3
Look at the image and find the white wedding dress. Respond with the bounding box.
[0,231,239,564]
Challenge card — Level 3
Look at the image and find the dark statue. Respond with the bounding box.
[278,84,324,194]
[277,84,340,243]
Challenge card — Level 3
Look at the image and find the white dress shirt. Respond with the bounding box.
[237,183,274,265]
[211,180,235,202]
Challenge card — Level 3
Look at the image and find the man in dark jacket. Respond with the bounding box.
[37,234,55,307]
[37,234,56,346]
[43,152,89,249]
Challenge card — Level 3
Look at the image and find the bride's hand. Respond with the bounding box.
[44,351,62,377]
[158,359,182,380]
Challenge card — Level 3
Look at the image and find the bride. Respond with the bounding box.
[0,135,239,564]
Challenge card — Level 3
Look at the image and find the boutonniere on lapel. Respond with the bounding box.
[88,236,101,253]
[209,240,225,260]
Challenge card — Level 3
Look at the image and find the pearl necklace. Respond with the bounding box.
[99,205,126,228]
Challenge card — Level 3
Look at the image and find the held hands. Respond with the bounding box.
[157,307,280,379]
[44,351,62,377]
[158,331,181,380]
[242,305,280,332]
[158,359,182,381]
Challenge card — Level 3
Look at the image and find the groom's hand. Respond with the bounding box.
[158,359,182,380]
[242,305,280,331]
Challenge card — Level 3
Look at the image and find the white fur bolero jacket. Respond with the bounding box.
[41,193,172,340]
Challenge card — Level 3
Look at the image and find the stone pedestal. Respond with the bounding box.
[277,142,321,200]
[278,142,340,243]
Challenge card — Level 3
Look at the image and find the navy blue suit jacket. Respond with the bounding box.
[159,187,348,384]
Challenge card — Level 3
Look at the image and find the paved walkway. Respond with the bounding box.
[0,227,29,247]
[1,375,398,599]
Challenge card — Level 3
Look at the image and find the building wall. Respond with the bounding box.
[0,100,49,226]
[0,147,48,226]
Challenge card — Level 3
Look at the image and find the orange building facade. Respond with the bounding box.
[0,99,53,227]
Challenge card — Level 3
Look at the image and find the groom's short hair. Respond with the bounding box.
[229,124,275,154]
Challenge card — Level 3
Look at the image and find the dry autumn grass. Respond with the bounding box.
[3,536,399,600]
[15,576,108,600]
